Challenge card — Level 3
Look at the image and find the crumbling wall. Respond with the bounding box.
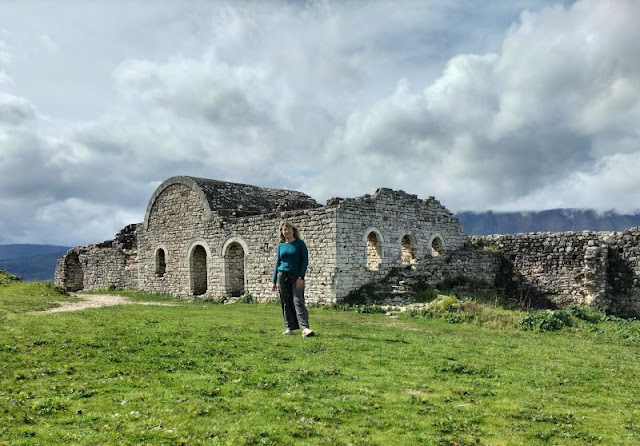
[332,189,468,298]
[475,228,640,317]
[54,224,139,291]
[60,176,640,316]
[599,228,640,317]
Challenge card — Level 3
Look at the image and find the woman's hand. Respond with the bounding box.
[295,278,305,290]
[272,283,277,292]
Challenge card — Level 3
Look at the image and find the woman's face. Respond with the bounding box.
[281,225,294,240]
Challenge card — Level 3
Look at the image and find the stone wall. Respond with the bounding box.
[56,177,473,304]
[595,228,640,317]
[52,172,640,317]
[331,189,468,298]
[54,224,139,291]
[475,228,640,317]
[53,171,640,318]
[137,193,339,303]
[129,179,471,303]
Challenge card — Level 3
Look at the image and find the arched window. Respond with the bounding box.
[190,244,208,296]
[401,234,416,265]
[155,248,167,277]
[366,231,382,271]
[431,236,444,257]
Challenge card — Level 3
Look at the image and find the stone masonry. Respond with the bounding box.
[474,228,640,317]
[54,176,640,316]
[55,176,467,304]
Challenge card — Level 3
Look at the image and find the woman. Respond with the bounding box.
[272,221,315,337]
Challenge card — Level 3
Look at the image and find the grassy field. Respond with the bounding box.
[1,274,640,445]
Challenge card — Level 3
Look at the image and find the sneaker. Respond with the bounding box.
[302,328,315,337]
[282,329,294,336]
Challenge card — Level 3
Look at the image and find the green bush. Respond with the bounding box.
[443,312,463,324]
[521,310,574,332]
[432,295,462,312]
[325,303,386,314]
[565,305,606,323]
[241,293,254,304]
[202,295,228,304]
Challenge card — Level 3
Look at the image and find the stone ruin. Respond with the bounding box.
[55,175,640,317]
[474,230,640,318]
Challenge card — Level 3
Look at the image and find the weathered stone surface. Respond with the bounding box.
[54,176,640,317]
[474,229,640,317]
[55,176,467,304]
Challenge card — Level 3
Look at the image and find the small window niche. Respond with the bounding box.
[156,248,167,277]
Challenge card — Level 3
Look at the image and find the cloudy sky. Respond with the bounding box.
[1,0,639,246]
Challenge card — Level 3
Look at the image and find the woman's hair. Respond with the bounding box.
[278,221,301,243]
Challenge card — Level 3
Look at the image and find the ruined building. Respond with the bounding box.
[55,176,467,303]
[55,175,640,317]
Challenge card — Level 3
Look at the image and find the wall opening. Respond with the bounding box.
[155,248,166,277]
[64,252,84,291]
[225,242,245,297]
[401,235,416,266]
[431,236,444,257]
[190,245,208,296]
[366,232,382,270]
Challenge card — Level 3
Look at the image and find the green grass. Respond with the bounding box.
[1,279,639,444]
[0,271,74,318]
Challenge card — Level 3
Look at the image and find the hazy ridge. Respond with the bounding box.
[456,209,640,236]
[0,245,70,281]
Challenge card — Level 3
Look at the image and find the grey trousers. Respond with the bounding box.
[277,272,309,330]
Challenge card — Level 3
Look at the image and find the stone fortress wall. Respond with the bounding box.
[54,176,640,317]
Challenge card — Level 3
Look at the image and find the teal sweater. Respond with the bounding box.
[272,238,309,283]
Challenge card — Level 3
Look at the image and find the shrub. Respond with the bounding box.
[241,293,254,304]
[357,304,387,314]
[44,282,68,296]
[432,295,462,312]
[202,296,228,304]
[565,305,606,323]
[521,310,574,332]
[443,312,462,324]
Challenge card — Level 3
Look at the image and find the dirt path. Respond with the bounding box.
[44,293,178,313]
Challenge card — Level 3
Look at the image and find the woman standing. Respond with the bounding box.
[272,222,315,337]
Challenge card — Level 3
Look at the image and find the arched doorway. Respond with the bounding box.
[190,245,208,296]
[225,242,245,297]
[64,252,84,291]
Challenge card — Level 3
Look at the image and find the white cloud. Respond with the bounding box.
[320,0,640,211]
[1,0,639,245]
[501,152,640,213]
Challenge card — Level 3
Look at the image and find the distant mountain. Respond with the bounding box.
[456,209,640,235]
[0,244,70,281]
